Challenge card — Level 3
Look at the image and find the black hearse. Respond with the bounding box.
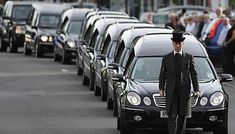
[24,3,70,57]
[54,8,92,64]
[93,22,154,101]
[107,27,173,115]
[0,1,32,52]
[112,33,232,134]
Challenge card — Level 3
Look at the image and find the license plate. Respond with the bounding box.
[160,111,168,118]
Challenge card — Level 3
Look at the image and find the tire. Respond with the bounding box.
[117,115,120,130]
[82,68,89,85]
[35,44,43,58]
[23,43,32,55]
[94,80,101,96]
[76,59,83,75]
[89,71,95,91]
[62,50,70,64]
[113,97,118,117]
[54,46,61,62]
[101,79,107,101]
[0,38,7,52]
[120,112,135,134]
[107,94,113,110]
[9,37,18,53]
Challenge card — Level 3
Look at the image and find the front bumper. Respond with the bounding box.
[122,107,227,129]
[65,48,76,59]
[38,42,54,52]
[13,33,25,47]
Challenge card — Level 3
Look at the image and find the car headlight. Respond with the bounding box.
[210,92,224,106]
[127,92,141,106]
[200,97,208,106]
[143,97,151,106]
[48,36,53,42]
[15,26,23,34]
[67,41,76,48]
[40,36,48,42]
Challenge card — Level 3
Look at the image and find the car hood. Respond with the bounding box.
[127,79,222,97]
[38,28,57,36]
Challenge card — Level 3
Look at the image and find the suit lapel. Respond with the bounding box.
[170,51,175,74]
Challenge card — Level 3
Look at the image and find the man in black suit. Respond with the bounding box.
[159,31,200,134]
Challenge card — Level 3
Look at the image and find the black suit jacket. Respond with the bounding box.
[159,51,199,115]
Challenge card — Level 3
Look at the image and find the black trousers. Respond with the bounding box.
[167,90,187,134]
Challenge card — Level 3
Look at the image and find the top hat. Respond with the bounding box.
[171,31,185,42]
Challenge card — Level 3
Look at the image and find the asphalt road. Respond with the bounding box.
[0,51,234,134]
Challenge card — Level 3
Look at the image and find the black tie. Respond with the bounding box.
[175,53,181,62]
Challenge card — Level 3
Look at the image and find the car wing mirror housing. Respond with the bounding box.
[96,54,105,61]
[218,73,233,82]
[108,63,118,70]
[112,74,125,83]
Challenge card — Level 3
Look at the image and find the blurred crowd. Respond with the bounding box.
[165,7,235,76]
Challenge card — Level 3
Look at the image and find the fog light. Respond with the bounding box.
[209,115,218,121]
[134,115,142,121]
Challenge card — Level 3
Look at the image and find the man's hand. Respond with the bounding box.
[159,90,165,97]
[194,91,201,98]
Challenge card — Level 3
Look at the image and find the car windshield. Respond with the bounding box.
[152,14,168,24]
[39,14,60,29]
[12,5,31,20]
[68,21,83,34]
[130,57,215,82]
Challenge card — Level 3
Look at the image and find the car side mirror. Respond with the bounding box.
[112,74,125,83]
[2,15,10,20]
[96,54,105,61]
[86,47,94,53]
[108,63,118,70]
[32,26,38,30]
[218,73,233,83]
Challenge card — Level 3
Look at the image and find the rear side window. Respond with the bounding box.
[12,5,32,20]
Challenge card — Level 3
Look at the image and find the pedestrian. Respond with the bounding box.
[165,13,184,31]
[185,16,196,35]
[159,31,200,134]
[200,13,211,40]
[217,17,231,46]
[196,11,209,38]
[215,7,224,18]
[223,17,235,75]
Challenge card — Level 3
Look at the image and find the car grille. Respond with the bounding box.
[152,93,198,108]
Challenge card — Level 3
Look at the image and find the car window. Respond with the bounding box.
[101,35,111,54]
[107,41,118,58]
[89,30,98,48]
[67,21,83,34]
[153,14,168,24]
[130,57,215,82]
[12,5,31,20]
[114,41,125,63]
[39,14,60,29]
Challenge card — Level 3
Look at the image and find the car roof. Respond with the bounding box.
[133,33,207,57]
[5,1,33,5]
[157,6,209,12]
[32,3,70,14]
[93,17,138,34]
[62,8,93,21]
[121,27,173,48]
[106,22,154,41]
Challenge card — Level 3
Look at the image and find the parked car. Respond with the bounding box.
[93,22,154,101]
[107,27,173,116]
[54,8,92,64]
[24,3,70,57]
[112,32,232,134]
[80,17,138,87]
[76,13,130,75]
[0,1,32,52]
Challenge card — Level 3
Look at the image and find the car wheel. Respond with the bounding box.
[117,115,120,130]
[54,46,61,62]
[107,92,113,110]
[120,112,135,134]
[23,43,32,55]
[113,97,117,117]
[89,71,95,91]
[0,38,7,52]
[82,67,89,85]
[9,37,18,53]
[76,59,83,75]
[35,44,43,58]
[62,50,70,64]
[94,79,101,96]
[101,79,107,101]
